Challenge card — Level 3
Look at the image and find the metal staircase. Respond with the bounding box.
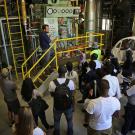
[3,0,26,79]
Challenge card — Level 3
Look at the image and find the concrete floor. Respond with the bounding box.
[0,83,134,135]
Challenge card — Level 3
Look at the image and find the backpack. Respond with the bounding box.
[53,79,73,110]
[28,96,49,115]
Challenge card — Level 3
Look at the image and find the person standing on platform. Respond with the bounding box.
[90,42,102,60]
[39,24,51,66]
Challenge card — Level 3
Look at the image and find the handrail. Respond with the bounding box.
[33,56,56,82]
[86,32,104,49]
[86,32,104,36]
[57,35,102,42]
[24,42,56,78]
[22,47,40,66]
[57,43,104,54]
[22,46,39,79]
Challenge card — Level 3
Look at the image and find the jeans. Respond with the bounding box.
[121,103,135,135]
[53,107,73,135]
[33,111,49,129]
[42,49,54,66]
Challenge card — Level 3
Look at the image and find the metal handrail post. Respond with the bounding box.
[55,39,58,70]
[0,19,10,66]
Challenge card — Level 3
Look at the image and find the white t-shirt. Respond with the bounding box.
[33,127,44,135]
[33,89,41,99]
[49,78,75,92]
[86,97,120,130]
[94,60,102,69]
[103,75,122,99]
[65,71,78,89]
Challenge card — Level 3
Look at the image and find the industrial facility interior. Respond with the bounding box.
[0,0,135,135]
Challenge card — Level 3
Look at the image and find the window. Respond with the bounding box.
[129,39,135,50]
[120,39,130,50]
[102,19,111,30]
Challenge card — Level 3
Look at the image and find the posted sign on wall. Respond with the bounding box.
[44,18,58,40]
[46,6,80,18]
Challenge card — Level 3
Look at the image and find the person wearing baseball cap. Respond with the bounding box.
[0,65,20,127]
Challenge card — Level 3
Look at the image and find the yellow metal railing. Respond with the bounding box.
[22,46,40,79]
[22,33,104,86]
[23,41,58,79]
[86,32,104,49]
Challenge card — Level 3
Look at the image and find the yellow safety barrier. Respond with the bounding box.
[86,32,104,49]
[22,33,104,87]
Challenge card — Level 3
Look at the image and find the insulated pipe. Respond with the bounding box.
[96,0,102,33]
[21,0,27,26]
[21,0,27,36]
[85,0,96,46]
[132,15,135,36]
[85,0,96,33]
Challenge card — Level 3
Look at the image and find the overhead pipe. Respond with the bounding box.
[21,0,27,35]
[85,0,99,46]
[96,0,102,33]
[85,0,96,33]
[85,0,103,46]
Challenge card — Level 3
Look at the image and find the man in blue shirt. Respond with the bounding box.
[39,24,52,65]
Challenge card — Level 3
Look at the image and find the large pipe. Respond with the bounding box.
[21,0,27,26]
[96,0,102,32]
[132,15,135,36]
[85,0,96,46]
[21,0,27,36]
[85,0,96,33]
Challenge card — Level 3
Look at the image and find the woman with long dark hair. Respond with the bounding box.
[21,78,53,130]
